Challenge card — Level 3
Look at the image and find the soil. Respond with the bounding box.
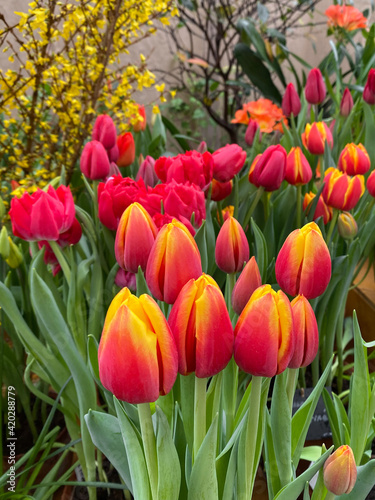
[71,459,126,500]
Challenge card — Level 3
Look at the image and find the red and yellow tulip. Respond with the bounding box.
[288,295,319,368]
[324,445,357,495]
[285,147,312,186]
[231,257,262,315]
[338,143,370,175]
[215,216,249,273]
[322,167,365,211]
[302,122,333,155]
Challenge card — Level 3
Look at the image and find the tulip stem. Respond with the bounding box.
[296,185,302,228]
[243,187,264,231]
[217,201,224,225]
[286,368,299,413]
[193,376,207,462]
[324,492,336,500]
[326,208,339,245]
[49,240,71,284]
[138,403,158,499]
[244,375,263,500]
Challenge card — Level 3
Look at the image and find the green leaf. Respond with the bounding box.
[221,440,239,500]
[188,415,218,500]
[155,407,181,500]
[88,258,104,341]
[194,220,208,273]
[322,389,341,448]
[85,410,133,493]
[114,398,151,500]
[300,446,324,462]
[136,267,151,296]
[251,218,268,282]
[161,116,190,152]
[87,335,100,381]
[336,460,375,499]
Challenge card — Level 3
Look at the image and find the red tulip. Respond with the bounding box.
[324,445,357,495]
[340,88,354,117]
[92,114,117,150]
[304,68,326,105]
[117,132,135,167]
[322,167,365,211]
[115,202,158,273]
[275,222,331,299]
[215,216,249,274]
[302,122,333,155]
[212,144,247,182]
[338,143,370,175]
[248,145,287,191]
[146,219,202,304]
[80,140,110,180]
[285,147,312,186]
[303,192,332,224]
[98,288,178,404]
[245,119,262,147]
[363,68,375,104]
[169,274,234,377]
[210,178,232,202]
[114,269,136,291]
[282,83,301,117]
[231,256,262,315]
[10,185,75,242]
[132,105,147,132]
[234,285,294,377]
[154,151,213,190]
[367,170,375,197]
[288,295,319,368]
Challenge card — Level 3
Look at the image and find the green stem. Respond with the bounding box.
[324,492,336,500]
[243,186,264,230]
[138,403,158,499]
[286,368,299,413]
[326,209,339,245]
[263,190,269,222]
[245,376,263,500]
[193,376,207,462]
[296,185,302,228]
[227,272,237,322]
[217,200,224,226]
[49,241,71,284]
[233,175,239,220]
[335,312,345,394]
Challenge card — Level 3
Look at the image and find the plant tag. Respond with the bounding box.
[292,387,332,441]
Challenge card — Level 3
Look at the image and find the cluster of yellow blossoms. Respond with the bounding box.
[0,0,176,196]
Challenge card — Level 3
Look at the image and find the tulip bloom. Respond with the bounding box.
[303,192,332,224]
[231,257,262,315]
[282,83,301,118]
[98,288,178,404]
[338,212,358,240]
[367,170,375,197]
[80,140,110,180]
[115,203,158,273]
[212,144,247,182]
[92,114,117,150]
[302,122,333,155]
[210,178,232,202]
[340,88,354,117]
[169,274,234,377]
[10,185,75,242]
[338,143,370,175]
[245,119,262,147]
[322,167,365,211]
[304,68,326,105]
[215,216,249,274]
[117,132,135,167]
[275,222,331,299]
[154,151,213,190]
[234,285,294,377]
[146,219,202,304]
[285,147,312,185]
[288,295,319,368]
[132,105,147,132]
[323,445,357,495]
[248,145,287,191]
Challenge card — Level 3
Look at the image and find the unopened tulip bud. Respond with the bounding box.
[323,167,365,211]
[324,445,357,495]
[289,295,319,368]
[6,237,23,268]
[231,256,262,315]
[0,197,5,220]
[136,156,158,188]
[282,83,301,117]
[338,212,358,240]
[92,114,117,150]
[285,147,312,186]
[305,68,326,105]
[340,88,354,117]
[108,144,119,163]
[212,144,247,182]
[114,269,136,291]
[338,143,370,175]
[248,145,287,191]
[367,170,375,197]
[215,216,249,273]
[80,140,110,180]
[302,122,333,156]
[117,132,135,168]
[0,226,10,259]
[197,141,208,154]
[363,68,375,104]
[108,162,121,177]
[245,119,262,147]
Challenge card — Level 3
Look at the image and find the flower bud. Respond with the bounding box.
[231,256,262,315]
[285,147,312,186]
[92,114,117,150]
[303,192,332,224]
[117,132,135,168]
[0,197,5,220]
[245,119,262,147]
[282,83,301,118]
[234,285,294,377]
[338,212,358,240]
[248,145,287,191]
[210,178,232,202]
[322,167,365,211]
[324,445,357,495]
[80,140,110,180]
[136,155,158,188]
[6,237,23,268]
[289,295,319,368]
[302,122,333,155]
[215,216,249,274]
[169,274,233,377]
[367,170,375,197]
[212,144,247,182]
[108,144,119,164]
[276,222,331,299]
[363,68,375,104]
[338,143,370,175]
[114,269,136,292]
[340,88,354,117]
[305,68,326,105]
[0,226,10,259]
[197,141,208,154]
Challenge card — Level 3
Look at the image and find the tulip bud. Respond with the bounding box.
[303,192,332,224]
[282,83,301,118]
[215,216,249,274]
[248,145,287,191]
[245,119,262,147]
[136,155,158,188]
[363,68,375,104]
[108,161,121,177]
[231,256,262,315]
[6,237,23,268]
[117,132,135,168]
[92,114,117,150]
[146,219,202,304]
[212,144,247,182]
[285,147,312,186]
[108,144,119,163]
[338,143,370,175]
[322,167,365,211]
[276,222,331,299]
[305,68,326,105]
[340,88,354,117]
[169,274,234,377]
[132,105,147,132]
[367,170,375,197]
[0,197,5,220]
[338,212,358,240]
[197,141,208,154]
[302,122,333,155]
[114,269,136,291]
[217,205,234,224]
[234,285,294,377]
[115,202,158,273]
[0,226,10,259]
[98,288,178,403]
[323,445,357,495]
[210,178,232,202]
[80,140,111,180]
[289,295,319,368]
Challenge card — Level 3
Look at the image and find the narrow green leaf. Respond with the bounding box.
[194,220,208,273]
[251,218,268,282]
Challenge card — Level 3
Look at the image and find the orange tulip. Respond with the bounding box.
[324,445,357,495]
[322,167,365,211]
[289,295,319,368]
[117,132,135,167]
[215,216,249,273]
[98,288,178,404]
